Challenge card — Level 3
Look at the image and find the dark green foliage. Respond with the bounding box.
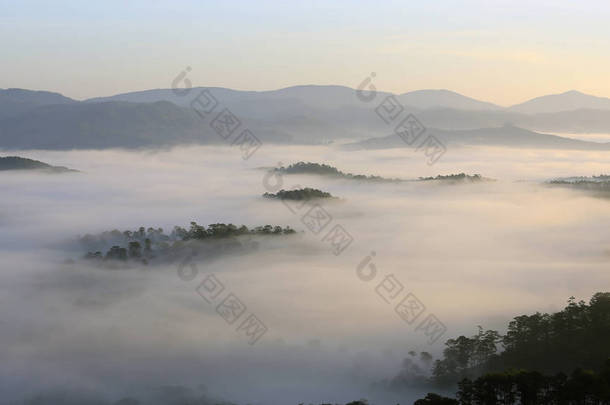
[0,156,76,172]
[406,293,610,403]
[433,293,610,386]
[263,187,335,200]
[278,161,343,176]
[128,241,142,258]
[414,393,459,405]
[81,222,297,264]
[423,362,610,405]
[418,173,489,182]
[500,293,610,374]
[105,246,127,261]
[433,328,502,385]
[176,222,296,240]
[273,161,402,182]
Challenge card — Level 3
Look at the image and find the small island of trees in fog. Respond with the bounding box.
[263,187,336,201]
[81,221,297,266]
[272,161,404,182]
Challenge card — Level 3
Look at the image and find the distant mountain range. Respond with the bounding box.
[0,101,212,149]
[1,86,610,150]
[342,125,610,151]
[88,86,503,112]
[84,86,610,113]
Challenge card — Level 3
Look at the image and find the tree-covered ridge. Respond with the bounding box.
[549,175,610,193]
[0,156,77,173]
[263,187,336,200]
[417,173,492,182]
[431,293,610,386]
[415,362,610,405]
[551,175,610,184]
[271,163,493,184]
[174,222,296,239]
[81,222,296,264]
[273,161,403,182]
[406,293,610,403]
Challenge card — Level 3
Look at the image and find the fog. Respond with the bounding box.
[546,132,610,143]
[1,144,609,404]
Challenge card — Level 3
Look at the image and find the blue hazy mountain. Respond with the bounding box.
[1,86,610,149]
[509,90,610,114]
[343,125,610,151]
[0,88,75,120]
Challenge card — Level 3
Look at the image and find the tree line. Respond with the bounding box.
[417,173,490,182]
[273,161,403,182]
[263,187,335,200]
[82,221,296,263]
[415,362,610,404]
[412,292,610,404]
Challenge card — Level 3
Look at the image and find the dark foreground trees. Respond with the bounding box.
[416,362,610,405]
[414,393,459,405]
[413,292,610,404]
[433,293,610,385]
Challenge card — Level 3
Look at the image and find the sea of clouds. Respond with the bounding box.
[1,144,609,404]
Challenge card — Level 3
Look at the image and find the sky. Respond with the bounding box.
[2,0,610,105]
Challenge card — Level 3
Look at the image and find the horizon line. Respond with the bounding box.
[2,84,608,108]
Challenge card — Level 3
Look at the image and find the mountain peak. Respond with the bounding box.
[563,90,585,95]
[0,88,76,120]
[510,90,610,114]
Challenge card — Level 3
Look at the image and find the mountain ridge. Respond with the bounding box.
[509,90,610,114]
[342,125,610,151]
[0,88,76,120]
[5,85,610,114]
[0,155,77,173]
[2,86,610,149]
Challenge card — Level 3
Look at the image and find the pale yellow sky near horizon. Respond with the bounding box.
[2,0,610,106]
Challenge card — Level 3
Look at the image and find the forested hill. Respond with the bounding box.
[79,222,297,267]
[432,293,610,384]
[272,161,403,182]
[409,292,610,404]
[0,156,77,173]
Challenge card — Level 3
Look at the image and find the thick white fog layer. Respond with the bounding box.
[1,145,609,404]
[546,132,610,143]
